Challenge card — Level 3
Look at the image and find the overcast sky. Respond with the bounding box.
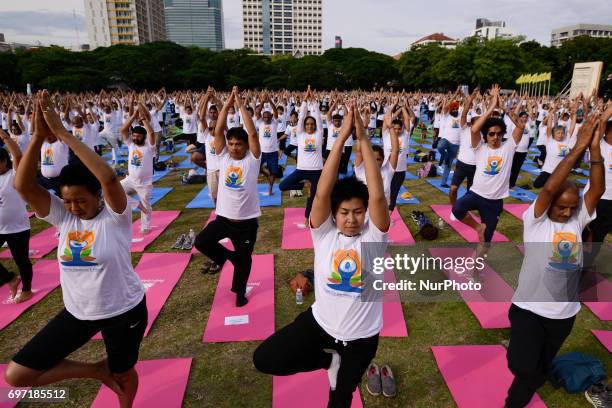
[0,0,609,54]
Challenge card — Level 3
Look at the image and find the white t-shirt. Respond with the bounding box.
[0,169,30,234]
[196,122,207,144]
[41,193,145,320]
[310,215,388,341]
[181,110,198,134]
[205,133,220,172]
[277,110,288,133]
[470,137,517,200]
[457,127,476,165]
[216,150,261,220]
[297,131,324,171]
[257,118,279,154]
[440,114,462,144]
[536,124,548,146]
[516,120,535,154]
[149,109,162,133]
[1,112,7,130]
[584,139,612,201]
[41,141,69,178]
[285,124,298,146]
[382,130,409,172]
[226,112,240,129]
[542,137,570,174]
[127,140,153,185]
[354,159,395,204]
[513,199,595,319]
[10,132,30,154]
[72,124,97,150]
[326,125,342,151]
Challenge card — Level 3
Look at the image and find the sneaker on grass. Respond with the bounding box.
[380,365,396,398]
[172,234,186,250]
[366,363,382,396]
[585,383,612,408]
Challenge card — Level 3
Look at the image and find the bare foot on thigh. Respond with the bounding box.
[94,360,124,398]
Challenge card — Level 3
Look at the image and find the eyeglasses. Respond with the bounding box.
[487,131,504,137]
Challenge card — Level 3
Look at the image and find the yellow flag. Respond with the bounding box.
[516,75,524,84]
[546,72,552,81]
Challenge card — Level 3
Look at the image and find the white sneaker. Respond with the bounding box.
[140,211,151,234]
[450,213,457,222]
[327,352,341,391]
[290,190,296,198]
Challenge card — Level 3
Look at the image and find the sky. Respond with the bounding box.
[0,0,610,55]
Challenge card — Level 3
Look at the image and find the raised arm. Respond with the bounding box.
[38,91,127,213]
[214,91,233,154]
[120,111,138,143]
[237,88,260,158]
[309,101,355,228]
[471,86,499,148]
[138,104,156,146]
[296,99,308,135]
[534,114,599,218]
[0,129,22,169]
[356,103,390,231]
[583,105,612,214]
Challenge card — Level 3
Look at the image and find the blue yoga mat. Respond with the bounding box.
[405,171,417,180]
[575,168,590,176]
[426,178,466,198]
[158,155,173,163]
[279,154,288,166]
[281,165,297,181]
[576,178,588,185]
[133,187,173,212]
[257,184,282,206]
[396,186,420,205]
[509,187,537,202]
[186,186,215,209]
[421,143,433,149]
[522,165,541,176]
[175,158,196,169]
[152,169,171,183]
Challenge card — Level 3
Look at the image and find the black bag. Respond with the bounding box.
[153,161,167,171]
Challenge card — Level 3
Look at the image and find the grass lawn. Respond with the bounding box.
[1,132,610,408]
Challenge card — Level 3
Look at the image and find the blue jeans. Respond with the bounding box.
[279,169,322,219]
[437,138,459,185]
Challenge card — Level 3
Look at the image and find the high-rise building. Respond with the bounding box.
[242,0,323,56]
[335,36,342,49]
[551,24,612,47]
[471,18,513,40]
[165,0,225,51]
[84,0,166,49]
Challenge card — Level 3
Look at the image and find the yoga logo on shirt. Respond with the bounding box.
[42,148,54,166]
[398,138,404,153]
[130,150,143,167]
[451,118,460,129]
[557,144,569,157]
[331,130,339,139]
[608,152,612,171]
[61,230,98,267]
[327,249,362,293]
[484,156,503,175]
[225,165,244,188]
[304,137,317,152]
[263,126,272,138]
[548,232,578,271]
[209,141,216,155]
[74,128,84,141]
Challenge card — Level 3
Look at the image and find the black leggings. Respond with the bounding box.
[533,171,551,189]
[194,216,258,297]
[284,144,298,159]
[509,151,528,188]
[0,230,33,292]
[339,146,352,175]
[537,145,546,166]
[279,169,322,219]
[253,308,379,408]
[388,171,406,211]
[506,304,575,408]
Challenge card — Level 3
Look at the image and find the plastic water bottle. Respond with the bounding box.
[438,217,444,230]
[188,228,195,243]
[296,288,303,305]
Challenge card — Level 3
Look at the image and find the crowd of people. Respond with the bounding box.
[0,84,610,408]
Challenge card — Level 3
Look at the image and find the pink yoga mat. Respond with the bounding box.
[432,345,547,408]
[428,248,513,329]
[431,205,509,243]
[0,260,60,331]
[191,211,234,253]
[592,330,612,353]
[381,267,408,337]
[0,364,28,408]
[388,209,416,246]
[0,227,58,259]
[282,208,312,250]
[131,211,180,252]
[90,358,192,408]
[273,371,363,408]
[582,272,612,320]
[203,254,275,343]
[504,203,530,220]
[94,253,191,339]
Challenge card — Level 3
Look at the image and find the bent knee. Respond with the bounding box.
[4,362,37,387]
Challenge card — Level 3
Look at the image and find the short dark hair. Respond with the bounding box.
[481,117,507,139]
[132,126,146,136]
[331,177,369,215]
[226,127,249,143]
[303,116,317,129]
[332,114,343,121]
[209,105,218,112]
[0,147,12,169]
[59,162,101,195]
[391,119,403,127]
[372,145,384,156]
[606,120,612,132]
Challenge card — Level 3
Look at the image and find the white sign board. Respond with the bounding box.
[570,62,603,98]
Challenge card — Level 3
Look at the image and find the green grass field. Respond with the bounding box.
[0,132,610,408]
